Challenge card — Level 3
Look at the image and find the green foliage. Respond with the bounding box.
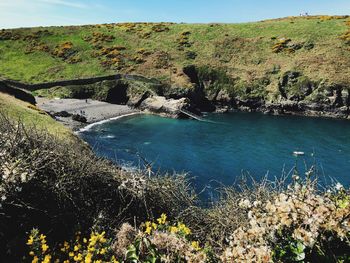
[273,236,307,262]
[0,16,349,86]
[233,78,270,100]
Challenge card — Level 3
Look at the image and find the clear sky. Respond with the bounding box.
[1,0,350,29]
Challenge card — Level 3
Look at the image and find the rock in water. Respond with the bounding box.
[140,96,190,118]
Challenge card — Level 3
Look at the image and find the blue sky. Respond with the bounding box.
[1,0,350,28]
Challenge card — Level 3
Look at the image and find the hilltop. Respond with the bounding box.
[0,15,349,86]
[1,15,350,119]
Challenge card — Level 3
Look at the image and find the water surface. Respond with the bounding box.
[80,113,350,190]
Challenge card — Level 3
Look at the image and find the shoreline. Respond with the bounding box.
[36,97,141,131]
[76,112,143,133]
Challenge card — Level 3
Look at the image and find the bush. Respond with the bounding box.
[0,116,195,261]
[24,213,216,262]
[1,115,349,262]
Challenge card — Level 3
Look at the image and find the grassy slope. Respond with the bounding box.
[0,92,74,138]
[0,16,349,92]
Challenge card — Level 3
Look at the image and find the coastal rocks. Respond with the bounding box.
[163,84,191,99]
[215,89,232,105]
[140,96,190,118]
[278,71,314,101]
[54,111,71,117]
[72,114,87,123]
[127,90,150,107]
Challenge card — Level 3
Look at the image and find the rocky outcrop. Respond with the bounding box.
[140,96,190,118]
[72,114,87,123]
[278,71,314,101]
[4,69,350,120]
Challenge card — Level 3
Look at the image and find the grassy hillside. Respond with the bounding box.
[0,15,350,93]
[0,92,73,138]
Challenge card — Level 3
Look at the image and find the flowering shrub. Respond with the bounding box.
[51,41,81,63]
[83,32,115,46]
[271,38,292,53]
[27,229,117,263]
[177,31,192,50]
[25,214,215,263]
[221,182,350,262]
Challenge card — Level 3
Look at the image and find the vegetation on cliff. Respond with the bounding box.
[1,16,350,89]
[2,16,350,118]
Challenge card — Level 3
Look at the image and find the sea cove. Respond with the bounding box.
[80,112,350,190]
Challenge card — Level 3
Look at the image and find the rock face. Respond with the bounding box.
[278,71,314,101]
[140,96,190,118]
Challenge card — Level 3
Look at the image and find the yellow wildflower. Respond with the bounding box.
[84,252,93,263]
[73,253,83,261]
[99,231,107,243]
[99,248,106,255]
[83,238,87,243]
[191,241,201,251]
[144,221,153,234]
[152,222,157,230]
[27,235,34,245]
[69,251,75,257]
[111,256,119,263]
[157,213,167,225]
[42,243,49,253]
[170,226,178,234]
[42,254,51,263]
[73,245,80,251]
[178,223,191,235]
[32,256,39,263]
[29,251,35,256]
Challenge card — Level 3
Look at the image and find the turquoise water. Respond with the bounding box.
[80,113,350,190]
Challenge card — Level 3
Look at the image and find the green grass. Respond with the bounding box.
[0,16,349,91]
[0,92,74,139]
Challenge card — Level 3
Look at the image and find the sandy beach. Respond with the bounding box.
[36,97,140,130]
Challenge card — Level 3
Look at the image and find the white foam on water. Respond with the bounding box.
[76,112,142,134]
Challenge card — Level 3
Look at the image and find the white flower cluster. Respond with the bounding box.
[221,184,350,262]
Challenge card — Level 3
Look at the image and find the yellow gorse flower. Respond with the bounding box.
[31,256,39,263]
[73,253,83,261]
[170,226,178,234]
[191,241,201,251]
[27,235,34,245]
[42,243,49,253]
[157,213,167,225]
[178,223,191,236]
[144,221,153,234]
[84,252,93,263]
[111,255,119,263]
[42,254,51,263]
